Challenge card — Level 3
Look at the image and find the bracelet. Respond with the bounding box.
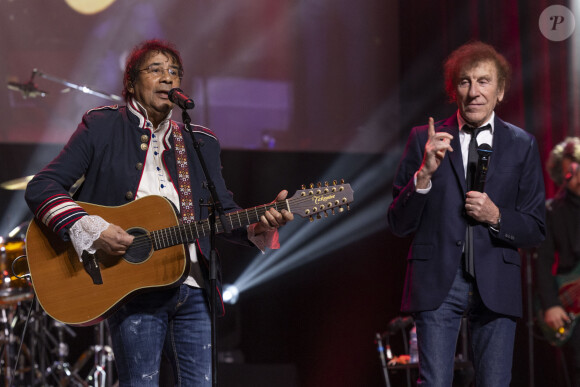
[489,213,501,232]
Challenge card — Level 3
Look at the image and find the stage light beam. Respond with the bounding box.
[231,149,403,296]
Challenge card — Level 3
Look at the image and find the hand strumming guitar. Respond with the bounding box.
[94,224,134,256]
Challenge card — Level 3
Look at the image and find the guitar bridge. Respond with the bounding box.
[81,251,103,285]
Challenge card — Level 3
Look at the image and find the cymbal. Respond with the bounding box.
[0,175,33,190]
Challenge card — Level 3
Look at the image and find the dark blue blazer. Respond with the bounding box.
[25,104,249,255]
[387,114,545,318]
[25,104,251,316]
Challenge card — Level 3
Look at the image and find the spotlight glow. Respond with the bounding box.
[65,0,117,15]
[223,284,240,305]
[8,224,23,239]
[232,150,403,295]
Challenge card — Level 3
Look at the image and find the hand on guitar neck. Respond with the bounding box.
[544,305,573,331]
[251,190,294,235]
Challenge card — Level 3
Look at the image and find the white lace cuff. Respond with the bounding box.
[247,223,280,253]
[69,215,110,260]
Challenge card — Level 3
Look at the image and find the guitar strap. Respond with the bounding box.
[171,121,195,224]
[172,122,225,317]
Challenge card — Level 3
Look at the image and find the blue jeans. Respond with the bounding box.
[107,285,212,387]
[414,268,516,387]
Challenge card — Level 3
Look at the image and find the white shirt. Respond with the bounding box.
[456,111,495,177]
[130,101,205,287]
[70,99,278,288]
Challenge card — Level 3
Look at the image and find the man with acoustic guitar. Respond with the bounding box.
[24,39,293,386]
[537,137,580,386]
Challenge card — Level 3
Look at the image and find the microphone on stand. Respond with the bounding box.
[168,88,194,110]
[473,143,492,192]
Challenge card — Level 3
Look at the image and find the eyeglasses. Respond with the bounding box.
[138,64,183,79]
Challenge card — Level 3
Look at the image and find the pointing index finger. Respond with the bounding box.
[428,117,435,138]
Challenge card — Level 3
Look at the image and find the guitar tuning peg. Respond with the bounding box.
[309,216,314,222]
[340,178,345,184]
[347,204,351,211]
[331,208,335,215]
[339,206,344,213]
[317,182,322,188]
[301,184,306,190]
[324,211,328,218]
[316,213,322,220]
[324,181,329,187]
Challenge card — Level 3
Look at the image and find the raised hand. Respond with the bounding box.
[416,117,453,189]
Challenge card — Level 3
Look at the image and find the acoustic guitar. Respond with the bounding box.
[25,182,354,326]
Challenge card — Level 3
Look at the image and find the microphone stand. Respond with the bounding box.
[374,333,392,387]
[181,109,231,387]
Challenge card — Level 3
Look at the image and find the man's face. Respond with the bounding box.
[128,52,181,125]
[455,60,504,128]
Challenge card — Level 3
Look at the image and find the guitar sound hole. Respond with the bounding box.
[124,227,153,264]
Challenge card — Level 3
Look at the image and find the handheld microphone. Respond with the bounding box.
[473,143,492,192]
[168,88,195,110]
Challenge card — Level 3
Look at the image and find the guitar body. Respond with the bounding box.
[557,264,580,315]
[26,196,188,326]
[24,182,355,326]
[535,298,577,347]
[536,263,580,346]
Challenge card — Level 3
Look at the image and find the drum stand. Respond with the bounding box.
[43,319,86,386]
[1,305,18,386]
[21,303,116,386]
[0,301,36,387]
[72,322,115,387]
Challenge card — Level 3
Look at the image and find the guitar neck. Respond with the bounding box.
[216,201,290,234]
[147,181,353,252]
[149,201,289,251]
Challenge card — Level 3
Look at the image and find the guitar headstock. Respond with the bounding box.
[287,179,354,221]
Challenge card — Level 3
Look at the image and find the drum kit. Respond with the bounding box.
[0,183,116,386]
[1,70,123,386]
[2,70,124,386]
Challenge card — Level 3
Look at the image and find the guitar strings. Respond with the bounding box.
[124,194,350,251]
[126,200,289,250]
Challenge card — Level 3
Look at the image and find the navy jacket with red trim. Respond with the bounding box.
[25,104,250,315]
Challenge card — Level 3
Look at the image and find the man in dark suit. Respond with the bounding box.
[387,41,545,386]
